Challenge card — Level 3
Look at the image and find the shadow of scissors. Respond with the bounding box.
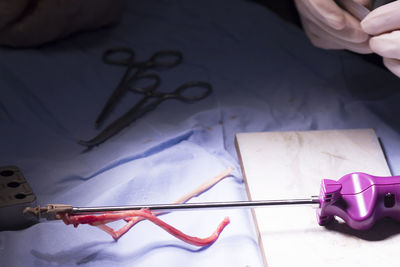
[78,48,212,148]
[95,47,184,128]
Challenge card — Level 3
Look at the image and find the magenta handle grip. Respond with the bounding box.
[317,172,400,230]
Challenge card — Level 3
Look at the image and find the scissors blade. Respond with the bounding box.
[78,95,159,148]
[95,68,136,127]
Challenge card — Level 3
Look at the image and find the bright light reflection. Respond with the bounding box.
[351,173,367,217]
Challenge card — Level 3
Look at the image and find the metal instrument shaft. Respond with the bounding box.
[72,197,320,214]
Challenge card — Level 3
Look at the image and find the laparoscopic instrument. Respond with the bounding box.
[78,48,212,148]
[25,172,400,231]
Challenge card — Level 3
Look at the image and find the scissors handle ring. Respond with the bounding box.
[173,81,213,102]
[103,47,135,66]
[149,50,183,68]
[128,73,161,95]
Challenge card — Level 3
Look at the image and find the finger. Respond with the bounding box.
[361,0,400,35]
[369,30,400,59]
[297,3,369,44]
[303,16,372,53]
[300,0,346,30]
[383,57,400,78]
[301,17,345,49]
[339,11,370,43]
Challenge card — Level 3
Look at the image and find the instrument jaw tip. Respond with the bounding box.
[23,204,73,220]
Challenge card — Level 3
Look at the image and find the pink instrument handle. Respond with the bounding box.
[317,172,400,230]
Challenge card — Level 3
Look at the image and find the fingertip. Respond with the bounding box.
[368,32,400,59]
[360,14,377,35]
[361,1,400,35]
[383,58,400,78]
[368,35,382,53]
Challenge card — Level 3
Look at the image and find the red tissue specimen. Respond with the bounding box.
[58,167,233,246]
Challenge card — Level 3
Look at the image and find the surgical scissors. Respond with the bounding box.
[78,49,212,148]
[95,47,183,127]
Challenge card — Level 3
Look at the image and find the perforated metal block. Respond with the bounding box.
[0,166,37,230]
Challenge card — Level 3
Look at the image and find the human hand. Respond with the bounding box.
[0,0,123,47]
[294,0,373,54]
[361,1,400,77]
